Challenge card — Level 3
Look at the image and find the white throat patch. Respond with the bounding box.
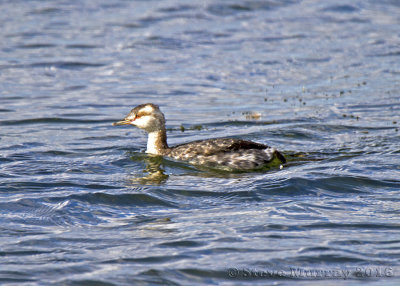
[146,131,159,154]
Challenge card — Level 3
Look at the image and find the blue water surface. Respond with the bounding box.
[0,0,400,285]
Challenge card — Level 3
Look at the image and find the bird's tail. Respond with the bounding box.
[274,150,286,164]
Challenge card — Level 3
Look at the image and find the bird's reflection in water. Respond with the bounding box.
[127,151,305,185]
[129,153,169,185]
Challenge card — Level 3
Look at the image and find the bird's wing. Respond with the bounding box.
[170,138,268,157]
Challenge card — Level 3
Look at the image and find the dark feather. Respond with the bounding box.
[170,138,269,157]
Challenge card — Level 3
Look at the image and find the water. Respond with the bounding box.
[1,0,400,285]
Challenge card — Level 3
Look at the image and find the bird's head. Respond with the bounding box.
[113,103,165,133]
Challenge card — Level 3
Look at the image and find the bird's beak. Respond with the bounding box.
[112,119,131,126]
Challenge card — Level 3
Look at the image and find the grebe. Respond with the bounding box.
[113,103,286,170]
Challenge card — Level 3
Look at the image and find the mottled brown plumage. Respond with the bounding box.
[114,103,286,170]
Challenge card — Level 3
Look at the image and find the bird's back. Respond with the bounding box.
[166,138,285,170]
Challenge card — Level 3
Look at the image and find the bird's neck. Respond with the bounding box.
[146,128,169,155]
